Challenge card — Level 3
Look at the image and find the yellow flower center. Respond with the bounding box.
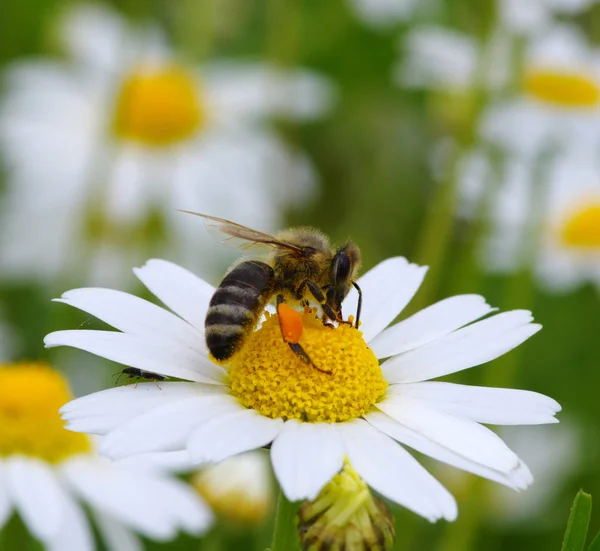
[560,202,600,248]
[524,69,600,108]
[0,363,91,462]
[229,310,387,423]
[112,65,205,146]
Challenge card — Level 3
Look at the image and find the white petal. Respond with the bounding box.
[61,382,226,434]
[54,287,203,352]
[343,257,427,343]
[6,457,67,541]
[204,63,334,122]
[377,397,522,473]
[188,409,283,464]
[62,457,181,541]
[389,382,561,425]
[382,310,541,383]
[93,509,143,551]
[365,411,532,490]
[341,420,457,522]
[370,295,495,358]
[0,462,13,529]
[99,395,243,459]
[271,421,345,501]
[133,259,214,333]
[118,451,194,474]
[45,330,225,384]
[48,494,94,551]
[141,476,213,536]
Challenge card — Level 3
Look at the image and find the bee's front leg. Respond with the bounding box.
[301,281,338,322]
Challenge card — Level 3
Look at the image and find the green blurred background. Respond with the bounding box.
[1,0,599,550]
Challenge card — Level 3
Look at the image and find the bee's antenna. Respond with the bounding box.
[351,281,362,328]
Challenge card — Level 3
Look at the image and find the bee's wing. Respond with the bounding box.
[179,211,304,253]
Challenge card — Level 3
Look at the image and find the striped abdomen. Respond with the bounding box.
[205,260,275,361]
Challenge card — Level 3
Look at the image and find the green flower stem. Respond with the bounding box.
[270,488,300,551]
[405,156,461,317]
[267,0,301,68]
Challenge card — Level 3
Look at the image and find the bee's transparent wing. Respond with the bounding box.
[179,211,303,253]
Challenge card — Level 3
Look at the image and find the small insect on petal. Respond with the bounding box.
[277,303,304,344]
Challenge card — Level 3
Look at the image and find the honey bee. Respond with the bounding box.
[183,212,362,370]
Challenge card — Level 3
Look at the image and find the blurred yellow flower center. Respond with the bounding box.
[560,202,600,248]
[193,454,272,525]
[113,65,205,146]
[0,363,91,462]
[229,309,387,423]
[524,69,600,107]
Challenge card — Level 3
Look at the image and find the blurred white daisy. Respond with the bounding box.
[348,0,438,29]
[481,24,600,159]
[0,3,334,286]
[489,421,582,525]
[499,0,599,35]
[460,149,600,291]
[397,24,600,157]
[46,256,560,522]
[193,451,273,525]
[0,362,212,551]
[395,25,510,93]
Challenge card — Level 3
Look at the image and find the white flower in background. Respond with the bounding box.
[399,24,600,158]
[0,3,334,286]
[193,451,273,525]
[460,150,600,291]
[481,24,600,159]
[46,256,560,522]
[499,0,599,35]
[0,363,212,551]
[490,421,582,525]
[394,25,510,92]
[348,0,438,29]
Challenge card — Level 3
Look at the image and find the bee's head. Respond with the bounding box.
[328,242,361,314]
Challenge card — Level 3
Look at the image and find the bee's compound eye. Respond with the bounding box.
[333,252,351,283]
[277,303,304,344]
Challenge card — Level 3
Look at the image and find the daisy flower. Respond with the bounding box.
[0,362,212,551]
[348,0,438,29]
[398,23,600,157]
[499,0,599,35]
[481,24,600,159]
[46,256,560,522]
[459,149,600,291]
[0,3,333,286]
[193,451,273,525]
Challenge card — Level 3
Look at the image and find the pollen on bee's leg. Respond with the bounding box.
[277,302,304,344]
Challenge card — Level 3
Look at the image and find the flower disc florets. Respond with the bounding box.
[0,363,91,462]
[229,309,387,423]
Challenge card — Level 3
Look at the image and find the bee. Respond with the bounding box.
[114,367,166,386]
[182,212,362,370]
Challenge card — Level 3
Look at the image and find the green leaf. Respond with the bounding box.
[587,529,600,551]
[561,490,592,551]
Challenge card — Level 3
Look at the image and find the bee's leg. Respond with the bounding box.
[303,281,337,321]
[351,281,362,328]
[276,294,332,374]
[288,342,332,374]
